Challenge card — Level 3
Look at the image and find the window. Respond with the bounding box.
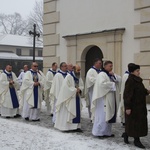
[38,50,42,57]
[16,48,21,56]
[29,49,33,56]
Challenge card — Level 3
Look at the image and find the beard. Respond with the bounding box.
[74,72,80,78]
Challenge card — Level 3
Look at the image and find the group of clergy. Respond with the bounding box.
[0,62,84,132]
[0,59,131,136]
[85,59,121,137]
[0,63,45,121]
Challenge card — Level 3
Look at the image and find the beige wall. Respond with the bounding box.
[43,0,150,88]
[63,29,125,79]
[134,0,150,88]
[43,0,60,74]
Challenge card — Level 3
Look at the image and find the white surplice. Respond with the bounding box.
[0,71,20,117]
[85,67,99,118]
[50,70,67,123]
[0,72,1,114]
[44,69,56,115]
[17,71,26,86]
[54,73,84,131]
[118,72,129,124]
[20,70,44,120]
[91,71,120,136]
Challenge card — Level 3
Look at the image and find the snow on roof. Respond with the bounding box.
[0,52,43,60]
[0,34,43,48]
[0,52,19,58]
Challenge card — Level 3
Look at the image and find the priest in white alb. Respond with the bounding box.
[17,65,29,86]
[67,63,73,73]
[0,65,20,118]
[21,62,44,121]
[50,62,68,123]
[0,70,1,115]
[54,65,84,132]
[44,62,57,115]
[91,61,121,137]
[85,58,102,118]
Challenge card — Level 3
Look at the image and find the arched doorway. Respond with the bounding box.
[85,46,103,75]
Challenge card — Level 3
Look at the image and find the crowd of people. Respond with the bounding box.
[0,59,149,149]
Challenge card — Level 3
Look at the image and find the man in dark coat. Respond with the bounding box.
[123,63,149,149]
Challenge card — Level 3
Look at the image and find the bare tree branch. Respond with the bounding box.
[0,12,28,35]
[0,0,43,41]
[27,0,43,43]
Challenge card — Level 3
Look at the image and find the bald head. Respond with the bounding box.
[67,63,73,72]
[31,62,38,71]
[74,65,81,72]
[74,64,81,78]
[23,65,29,72]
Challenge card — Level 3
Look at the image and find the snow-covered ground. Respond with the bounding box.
[0,101,150,150]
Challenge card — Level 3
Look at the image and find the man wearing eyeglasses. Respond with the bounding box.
[21,62,44,121]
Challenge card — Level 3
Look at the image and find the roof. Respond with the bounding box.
[0,52,43,60]
[0,34,43,48]
[0,52,19,58]
[62,28,125,38]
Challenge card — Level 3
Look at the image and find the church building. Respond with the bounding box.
[43,0,150,87]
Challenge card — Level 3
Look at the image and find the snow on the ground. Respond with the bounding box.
[0,101,150,150]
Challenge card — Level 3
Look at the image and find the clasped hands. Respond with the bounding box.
[9,80,14,84]
[34,82,40,86]
[76,87,81,94]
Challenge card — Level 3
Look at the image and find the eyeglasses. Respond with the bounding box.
[34,66,38,67]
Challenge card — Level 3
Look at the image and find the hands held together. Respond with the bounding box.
[34,82,40,86]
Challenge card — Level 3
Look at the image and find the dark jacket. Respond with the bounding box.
[123,74,148,137]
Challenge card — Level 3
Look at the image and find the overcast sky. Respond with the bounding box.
[0,0,40,19]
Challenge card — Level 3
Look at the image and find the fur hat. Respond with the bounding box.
[128,63,140,73]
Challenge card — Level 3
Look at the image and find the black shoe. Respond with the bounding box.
[98,134,114,139]
[72,128,83,132]
[6,116,10,119]
[14,114,21,118]
[25,117,29,121]
[32,119,40,122]
[134,139,145,149]
[104,134,115,138]
[98,135,106,139]
[122,132,129,144]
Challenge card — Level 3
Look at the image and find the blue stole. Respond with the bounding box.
[92,66,101,74]
[70,71,79,85]
[101,69,116,81]
[3,70,19,108]
[125,71,130,74]
[101,69,116,123]
[57,70,67,78]
[30,70,39,108]
[48,69,57,76]
[70,72,81,123]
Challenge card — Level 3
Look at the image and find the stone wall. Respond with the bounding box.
[134,0,150,88]
[43,0,60,74]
